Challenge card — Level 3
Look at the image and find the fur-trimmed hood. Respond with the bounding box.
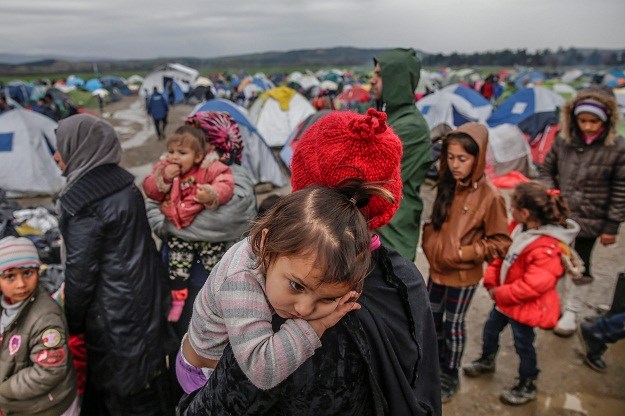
[560,88,620,146]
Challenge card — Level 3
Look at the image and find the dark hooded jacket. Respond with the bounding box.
[181,246,441,416]
[422,123,511,287]
[373,49,433,261]
[539,88,625,238]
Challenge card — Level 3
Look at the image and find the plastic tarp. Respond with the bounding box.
[487,87,565,138]
[0,108,63,196]
[190,99,287,187]
[139,63,199,97]
[84,79,103,92]
[248,87,316,147]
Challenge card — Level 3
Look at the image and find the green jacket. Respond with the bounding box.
[0,288,76,416]
[374,48,433,261]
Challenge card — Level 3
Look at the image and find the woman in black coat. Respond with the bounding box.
[180,110,441,416]
[55,114,175,416]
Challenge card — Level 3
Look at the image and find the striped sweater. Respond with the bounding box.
[187,239,321,390]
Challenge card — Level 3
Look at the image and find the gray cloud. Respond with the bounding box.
[1,0,623,59]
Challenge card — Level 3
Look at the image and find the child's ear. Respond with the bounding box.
[260,228,269,250]
[194,152,204,164]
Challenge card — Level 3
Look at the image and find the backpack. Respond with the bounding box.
[558,241,586,283]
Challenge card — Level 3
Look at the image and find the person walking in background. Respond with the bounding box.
[422,122,511,403]
[370,48,433,261]
[464,182,580,405]
[147,86,169,140]
[539,86,625,336]
[54,114,174,416]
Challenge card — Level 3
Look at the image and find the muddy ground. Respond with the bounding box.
[87,97,625,415]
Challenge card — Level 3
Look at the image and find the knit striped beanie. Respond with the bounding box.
[0,237,41,274]
[290,108,403,230]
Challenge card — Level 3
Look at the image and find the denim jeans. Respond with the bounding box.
[593,311,625,344]
[482,307,538,380]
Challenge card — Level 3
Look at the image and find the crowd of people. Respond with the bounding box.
[1,48,624,416]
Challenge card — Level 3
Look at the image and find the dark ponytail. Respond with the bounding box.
[512,182,570,226]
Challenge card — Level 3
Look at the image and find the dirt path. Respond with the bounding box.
[108,97,625,416]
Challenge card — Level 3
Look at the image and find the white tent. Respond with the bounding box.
[0,108,64,196]
[139,63,199,96]
[248,86,316,147]
[487,123,533,177]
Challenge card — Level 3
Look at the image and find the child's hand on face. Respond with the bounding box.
[308,291,361,338]
[163,164,181,181]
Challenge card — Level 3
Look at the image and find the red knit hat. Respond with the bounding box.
[291,108,403,230]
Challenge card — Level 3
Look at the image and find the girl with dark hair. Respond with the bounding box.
[177,181,393,393]
[422,122,511,403]
[464,181,580,405]
[539,87,625,336]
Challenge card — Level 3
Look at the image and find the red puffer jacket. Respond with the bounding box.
[483,235,564,329]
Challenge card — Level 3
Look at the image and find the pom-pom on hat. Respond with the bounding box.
[0,236,41,274]
[291,108,403,230]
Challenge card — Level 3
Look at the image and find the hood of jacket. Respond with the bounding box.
[522,218,580,245]
[560,87,620,146]
[440,122,488,186]
[374,48,421,112]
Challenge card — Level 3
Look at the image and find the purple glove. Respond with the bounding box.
[176,350,208,394]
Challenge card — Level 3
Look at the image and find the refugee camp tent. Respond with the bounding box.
[280,110,332,169]
[335,86,371,109]
[0,108,64,196]
[514,70,546,89]
[190,99,287,187]
[4,81,34,106]
[603,69,625,88]
[66,76,85,88]
[84,78,103,92]
[445,69,481,86]
[416,69,440,94]
[615,88,625,116]
[140,63,199,97]
[248,86,316,147]
[553,83,577,97]
[100,76,132,95]
[561,69,584,84]
[416,84,493,130]
[486,124,533,178]
[127,75,145,85]
[487,86,565,138]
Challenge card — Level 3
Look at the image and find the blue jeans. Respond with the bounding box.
[592,312,625,344]
[482,308,538,381]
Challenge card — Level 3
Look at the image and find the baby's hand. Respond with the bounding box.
[308,291,361,338]
[163,164,181,181]
[195,185,218,209]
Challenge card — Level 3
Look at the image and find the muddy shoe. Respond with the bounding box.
[440,372,459,403]
[500,379,537,405]
[463,355,496,377]
[554,310,577,337]
[578,322,608,372]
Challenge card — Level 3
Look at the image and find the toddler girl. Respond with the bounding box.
[177,180,394,392]
[464,181,579,405]
[422,122,511,402]
[143,123,234,321]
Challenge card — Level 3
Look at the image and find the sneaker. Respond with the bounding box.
[577,322,607,372]
[440,372,459,404]
[463,355,496,378]
[500,379,537,405]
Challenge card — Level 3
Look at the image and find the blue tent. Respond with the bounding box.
[487,87,565,138]
[190,99,287,187]
[5,81,34,106]
[514,70,546,89]
[66,76,85,87]
[100,75,132,95]
[84,78,103,92]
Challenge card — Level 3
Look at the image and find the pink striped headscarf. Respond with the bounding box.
[186,111,243,165]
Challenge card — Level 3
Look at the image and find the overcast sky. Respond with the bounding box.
[2,0,624,60]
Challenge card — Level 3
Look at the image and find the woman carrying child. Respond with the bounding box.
[143,113,242,322]
[464,182,580,405]
[422,122,511,403]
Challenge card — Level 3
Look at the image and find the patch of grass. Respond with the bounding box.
[617,119,625,138]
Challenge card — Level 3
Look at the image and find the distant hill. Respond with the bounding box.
[0,46,623,77]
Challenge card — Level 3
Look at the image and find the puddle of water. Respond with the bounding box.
[537,391,625,416]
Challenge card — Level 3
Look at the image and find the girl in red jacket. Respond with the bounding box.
[143,121,236,322]
[463,181,580,405]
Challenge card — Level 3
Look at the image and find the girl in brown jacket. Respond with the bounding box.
[422,122,511,403]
